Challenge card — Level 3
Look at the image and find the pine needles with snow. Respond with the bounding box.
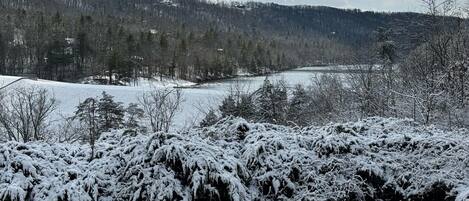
[1,117,469,201]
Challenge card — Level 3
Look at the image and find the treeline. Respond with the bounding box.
[204,2,469,129]
[0,0,441,83]
[0,11,298,83]
[0,1,356,83]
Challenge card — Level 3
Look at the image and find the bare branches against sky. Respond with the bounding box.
[216,0,467,13]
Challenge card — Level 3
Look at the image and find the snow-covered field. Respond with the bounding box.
[0,76,217,129]
[1,117,469,200]
[0,67,342,129]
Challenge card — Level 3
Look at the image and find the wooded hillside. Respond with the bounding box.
[0,0,445,82]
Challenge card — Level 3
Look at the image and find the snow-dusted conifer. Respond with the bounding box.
[200,109,219,127]
[272,80,288,124]
[238,94,256,120]
[97,91,124,132]
[257,79,288,124]
[220,95,237,117]
[288,84,311,126]
[1,118,469,200]
[75,97,99,160]
[257,78,275,122]
[124,103,144,131]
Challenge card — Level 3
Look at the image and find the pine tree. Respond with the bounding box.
[257,79,288,124]
[272,80,288,124]
[220,95,237,117]
[0,33,5,75]
[159,33,169,77]
[46,39,73,80]
[75,97,99,160]
[200,109,219,127]
[97,91,124,133]
[237,94,256,120]
[258,78,275,122]
[107,49,121,84]
[75,32,91,77]
[125,103,144,130]
[288,84,311,126]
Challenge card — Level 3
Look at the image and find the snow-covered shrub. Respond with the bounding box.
[1,117,469,201]
[197,117,251,141]
[116,132,250,201]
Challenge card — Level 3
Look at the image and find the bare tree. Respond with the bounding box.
[421,0,458,17]
[55,115,85,143]
[140,88,183,132]
[310,73,351,123]
[0,87,57,142]
[393,0,468,127]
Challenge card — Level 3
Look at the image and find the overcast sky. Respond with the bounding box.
[219,0,439,12]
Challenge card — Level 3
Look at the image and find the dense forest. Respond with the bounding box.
[0,0,439,83]
[3,1,469,200]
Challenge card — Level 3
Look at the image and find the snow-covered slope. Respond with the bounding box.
[0,67,335,130]
[1,117,469,201]
[0,76,213,130]
[79,76,195,88]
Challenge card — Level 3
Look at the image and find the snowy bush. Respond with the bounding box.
[1,117,469,201]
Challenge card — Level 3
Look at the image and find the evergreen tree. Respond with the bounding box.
[97,91,124,132]
[125,103,144,130]
[200,109,219,127]
[257,79,288,124]
[0,33,5,75]
[159,32,169,76]
[258,78,275,122]
[272,80,288,124]
[107,49,121,84]
[288,84,311,126]
[375,27,396,63]
[46,39,73,80]
[74,97,99,160]
[219,95,237,117]
[126,34,137,77]
[237,94,256,120]
[75,32,92,77]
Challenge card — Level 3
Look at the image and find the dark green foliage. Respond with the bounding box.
[97,92,124,132]
[220,95,237,118]
[214,79,304,126]
[46,39,74,80]
[287,84,312,126]
[200,110,219,127]
[237,94,256,120]
[218,93,256,121]
[74,97,99,159]
[257,79,288,124]
[125,103,144,130]
[0,33,6,75]
[375,27,397,63]
[0,0,443,82]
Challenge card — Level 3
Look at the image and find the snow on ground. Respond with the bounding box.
[1,117,469,201]
[80,75,196,88]
[0,67,341,130]
[0,75,23,89]
[0,75,216,130]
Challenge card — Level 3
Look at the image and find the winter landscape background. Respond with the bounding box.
[1,0,469,200]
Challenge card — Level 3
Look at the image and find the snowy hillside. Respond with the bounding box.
[0,75,212,130]
[0,68,335,130]
[1,117,469,201]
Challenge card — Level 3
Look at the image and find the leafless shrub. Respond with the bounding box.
[0,87,57,142]
[55,115,85,143]
[140,88,183,132]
